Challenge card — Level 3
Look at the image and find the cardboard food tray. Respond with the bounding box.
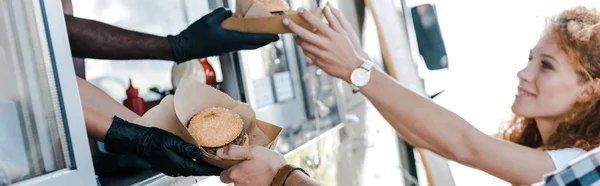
[133,78,281,169]
[221,0,324,34]
[222,8,324,34]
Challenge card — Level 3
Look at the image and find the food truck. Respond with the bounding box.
[0,0,458,185]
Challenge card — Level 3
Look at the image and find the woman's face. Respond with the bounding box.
[511,35,586,119]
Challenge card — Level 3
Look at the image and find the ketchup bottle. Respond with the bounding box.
[124,79,145,116]
[199,58,217,87]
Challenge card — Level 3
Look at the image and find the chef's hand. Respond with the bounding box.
[217,145,286,186]
[285,6,366,83]
[167,7,280,63]
[104,116,222,177]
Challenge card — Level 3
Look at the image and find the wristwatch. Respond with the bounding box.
[271,164,309,186]
[350,60,374,93]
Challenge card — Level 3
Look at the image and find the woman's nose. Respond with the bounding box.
[517,65,535,82]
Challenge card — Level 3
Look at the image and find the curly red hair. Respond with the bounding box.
[503,7,600,151]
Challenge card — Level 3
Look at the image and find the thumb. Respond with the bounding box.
[208,7,233,23]
[216,145,253,161]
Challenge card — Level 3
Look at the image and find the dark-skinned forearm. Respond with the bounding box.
[65,15,175,61]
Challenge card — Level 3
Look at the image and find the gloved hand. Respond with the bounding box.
[104,116,222,177]
[167,7,280,63]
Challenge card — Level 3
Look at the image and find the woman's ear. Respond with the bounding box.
[577,79,600,102]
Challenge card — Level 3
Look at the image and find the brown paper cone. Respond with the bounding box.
[133,95,198,146]
[235,0,257,18]
[172,78,282,169]
[243,1,273,18]
[223,4,324,34]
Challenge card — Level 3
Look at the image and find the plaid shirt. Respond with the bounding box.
[532,147,600,186]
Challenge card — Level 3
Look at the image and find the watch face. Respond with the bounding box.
[351,68,370,87]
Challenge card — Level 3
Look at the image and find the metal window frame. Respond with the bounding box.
[9,0,96,185]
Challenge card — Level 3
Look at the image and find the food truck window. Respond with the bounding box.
[1,0,95,185]
[0,1,71,183]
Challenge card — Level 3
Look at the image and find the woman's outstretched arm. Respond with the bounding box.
[284,5,556,185]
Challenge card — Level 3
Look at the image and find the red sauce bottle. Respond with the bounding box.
[199,58,217,87]
[124,79,145,116]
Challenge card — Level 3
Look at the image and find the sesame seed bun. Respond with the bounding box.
[257,0,290,12]
[187,107,245,150]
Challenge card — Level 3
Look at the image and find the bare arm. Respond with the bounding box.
[286,6,556,185]
[368,96,444,156]
[76,77,139,122]
[361,69,554,184]
[77,77,140,141]
[81,103,112,141]
[65,15,175,61]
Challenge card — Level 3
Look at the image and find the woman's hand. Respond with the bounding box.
[217,145,286,186]
[284,5,366,83]
[325,3,369,59]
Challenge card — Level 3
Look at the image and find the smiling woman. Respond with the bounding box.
[504,7,600,155]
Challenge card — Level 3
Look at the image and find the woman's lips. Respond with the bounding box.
[516,87,536,97]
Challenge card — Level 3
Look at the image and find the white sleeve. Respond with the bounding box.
[546,148,587,170]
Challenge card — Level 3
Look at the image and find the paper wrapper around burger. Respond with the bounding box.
[222,0,324,34]
[172,78,282,169]
[133,96,197,145]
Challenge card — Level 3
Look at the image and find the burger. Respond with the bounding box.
[256,0,290,15]
[187,107,249,155]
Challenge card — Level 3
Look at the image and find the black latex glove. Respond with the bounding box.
[104,116,222,177]
[167,7,280,63]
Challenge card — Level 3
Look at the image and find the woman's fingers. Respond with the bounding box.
[298,8,335,37]
[283,18,328,48]
[297,38,319,62]
[323,4,343,32]
[304,51,319,63]
[328,4,366,56]
[299,41,327,60]
[330,5,354,34]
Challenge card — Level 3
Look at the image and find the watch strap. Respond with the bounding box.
[351,83,360,93]
[271,164,309,186]
[360,60,374,71]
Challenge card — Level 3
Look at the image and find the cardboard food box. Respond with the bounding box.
[133,78,282,169]
[221,0,324,34]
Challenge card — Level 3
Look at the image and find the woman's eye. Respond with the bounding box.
[541,60,554,70]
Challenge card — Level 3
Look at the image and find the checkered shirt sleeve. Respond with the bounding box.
[534,147,600,186]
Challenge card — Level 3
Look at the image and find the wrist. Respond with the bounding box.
[104,116,149,155]
[360,67,381,93]
[344,55,366,83]
[357,49,369,60]
[158,36,177,62]
[348,57,374,93]
[270,164,309,186]
[166,35,187,63]
[271,162,286,178]
[284,170,309,186]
